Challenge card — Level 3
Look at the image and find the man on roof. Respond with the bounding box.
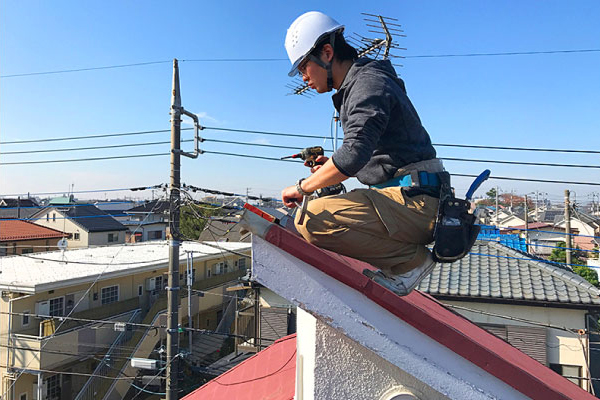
[281,11,446,296]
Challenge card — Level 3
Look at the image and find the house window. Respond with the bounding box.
[101,285,119,305]
[73,232,80,240]
[155,276,164,291]
[19,393,27,400]
[238,257,246,269]
[21,248,33,254]
[148,230,163,240]
[22,311,30,327]
[0,246,7,257]
[49,297,64,317]
[108,233,118,242]
[52,213,56,222]
[550,364,583,387]
[138,285,143,296]
[45,374,60,400]
[46,214,49,222]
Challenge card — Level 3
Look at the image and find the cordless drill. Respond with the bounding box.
[281,146,325,168]
[281,146,345,198]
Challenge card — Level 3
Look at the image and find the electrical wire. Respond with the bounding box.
[1,185,163,198]
[2,49,598,79]
[404,49,600,58]
[0,152,169,165]
[0,129,171,145]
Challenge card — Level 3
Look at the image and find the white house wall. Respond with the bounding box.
[252,236,528,400]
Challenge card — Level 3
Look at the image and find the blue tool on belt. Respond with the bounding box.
[431,169,491,263]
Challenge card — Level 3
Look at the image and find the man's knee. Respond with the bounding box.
[294,198,335,245]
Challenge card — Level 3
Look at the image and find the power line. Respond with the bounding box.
[0,128,171,145]
[2,125,598,156]
[1,185,163,198]
[405,49,600,58]
[2,49,598,79]
[4,136,600,171]
[200,151,600,187]
[434,143,600,155]
[0,60,172,78]
[0,152,169,166]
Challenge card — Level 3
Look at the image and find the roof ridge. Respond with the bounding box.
[487,241,600,297]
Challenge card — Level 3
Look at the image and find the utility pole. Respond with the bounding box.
[167,58,182,400]
[565,190,572,266]
[495,186,499,227]
[524,195,529,253]
[166,59,202,400]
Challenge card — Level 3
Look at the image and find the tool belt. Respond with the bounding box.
[371,159,444,198]
[431,172,481,263]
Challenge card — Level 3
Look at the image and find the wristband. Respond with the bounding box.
[295,178,314,196]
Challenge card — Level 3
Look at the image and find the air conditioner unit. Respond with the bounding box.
[131,357,158,370]
[35,301,50,316]
[146,277,156,291]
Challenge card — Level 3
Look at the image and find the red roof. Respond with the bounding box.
[183,334,296,400]
[0,220,66,242]
[509,222,553,230]
[241,204,595,400]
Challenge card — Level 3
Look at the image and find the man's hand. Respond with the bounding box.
[282,185,303,208]
[306,155,329,173]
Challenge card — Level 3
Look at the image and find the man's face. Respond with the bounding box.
[299,50,330,93]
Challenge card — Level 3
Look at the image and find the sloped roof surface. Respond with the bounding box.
[0,198,42,219]
[183,334,296,400]
[127,199,169,213]
[0,220,66,241]
[63,205,127,232]
[241,204,595,400]
[418,241,600,305]
[0,198,39,207]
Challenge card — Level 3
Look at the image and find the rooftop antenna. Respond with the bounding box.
[287,13,406,97]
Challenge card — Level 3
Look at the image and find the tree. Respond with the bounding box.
[548,241,598,287]
[179,204,220,240]
[486,188,497,200]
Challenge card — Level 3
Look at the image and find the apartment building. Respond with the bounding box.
[0,240,250,400]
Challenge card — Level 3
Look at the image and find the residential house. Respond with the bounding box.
[182,206,593,400]
[554,211,600,252]
[0,198,42,220]
[0,220,66,256]
[417,241,600,391]
[0,240,251,400]
[506,222,566,256]
[31,205,127,248]
[123,200,169,242]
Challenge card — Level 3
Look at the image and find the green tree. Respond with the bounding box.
[549,241,598,286]
[486,188,497,200]
[179,204,220,240]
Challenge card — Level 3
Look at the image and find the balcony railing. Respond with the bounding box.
[74,309,142,400]
[10,309,139,370]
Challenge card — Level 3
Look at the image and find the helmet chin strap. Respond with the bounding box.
[307,32,336,91]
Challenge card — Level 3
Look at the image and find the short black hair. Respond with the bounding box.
[312,31,358,62]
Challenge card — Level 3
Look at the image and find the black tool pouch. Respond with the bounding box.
[432,173,480,263]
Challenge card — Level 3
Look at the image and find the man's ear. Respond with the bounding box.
[322,44,334,63]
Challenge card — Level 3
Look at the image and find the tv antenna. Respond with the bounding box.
[287,13,406,97]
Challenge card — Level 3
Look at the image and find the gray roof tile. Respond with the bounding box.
[418,241,600,306]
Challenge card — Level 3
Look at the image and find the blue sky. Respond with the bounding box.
[1,1,598,205]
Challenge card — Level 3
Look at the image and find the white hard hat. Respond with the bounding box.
[285,11,344,77]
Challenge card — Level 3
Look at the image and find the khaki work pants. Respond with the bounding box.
[294,187,439,274]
